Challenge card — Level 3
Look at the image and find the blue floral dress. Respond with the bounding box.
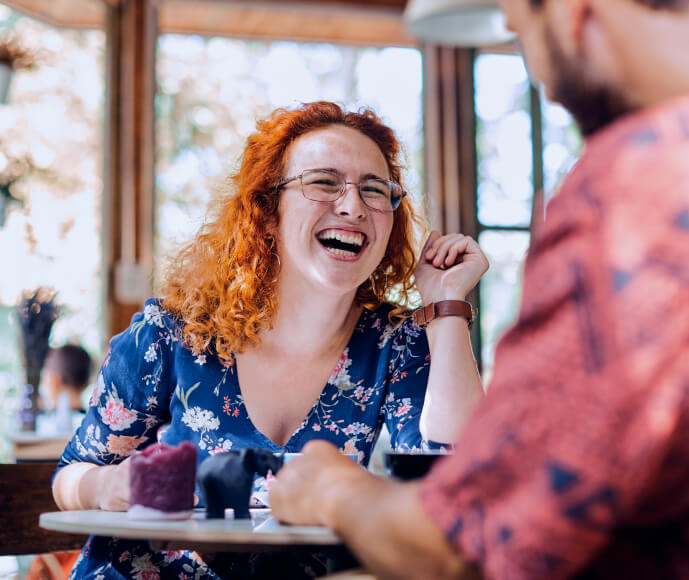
[58,298,441,579]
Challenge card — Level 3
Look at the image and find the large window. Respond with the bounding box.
[154,37,423,286]
[0,4,105,461]
[474,53,581,380]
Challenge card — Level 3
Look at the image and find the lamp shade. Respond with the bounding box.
[404,0,515,47]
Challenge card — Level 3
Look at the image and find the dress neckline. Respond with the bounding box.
[228,306,372,450]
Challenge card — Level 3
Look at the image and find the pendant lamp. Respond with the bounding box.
[404,0,515,47]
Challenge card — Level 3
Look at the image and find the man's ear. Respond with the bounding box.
[550,0,593,55]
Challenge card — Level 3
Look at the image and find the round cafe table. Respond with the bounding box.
[40,508,343,553]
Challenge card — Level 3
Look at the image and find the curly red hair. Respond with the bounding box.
[161,101,423,362]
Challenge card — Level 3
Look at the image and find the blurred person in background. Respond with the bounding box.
[36,344,92,435]
[51,101,488,579]
[40,344,92,413]
[270,1,689,579]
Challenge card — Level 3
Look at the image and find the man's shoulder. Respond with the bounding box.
[545,95,689,234]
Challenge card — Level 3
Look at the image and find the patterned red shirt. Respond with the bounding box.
[421,94,689,580]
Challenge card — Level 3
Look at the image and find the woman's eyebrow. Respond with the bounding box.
[361,172,386,181]
[307,168,387,181]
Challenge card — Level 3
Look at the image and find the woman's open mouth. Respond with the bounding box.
[316,228,367,258]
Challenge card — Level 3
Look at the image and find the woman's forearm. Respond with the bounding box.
[420,316,484,443]
[53,460,131,511]
[53,462,105,510]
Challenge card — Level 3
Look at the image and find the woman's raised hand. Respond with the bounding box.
[414,231,489,304]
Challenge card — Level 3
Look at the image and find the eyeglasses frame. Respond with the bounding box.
[276,169,407,213]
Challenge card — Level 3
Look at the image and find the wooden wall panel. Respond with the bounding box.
[103,0,157,337]
[422,45,477,238]
[422,45,481,363]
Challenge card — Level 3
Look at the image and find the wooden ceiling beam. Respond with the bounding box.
[159,1,415,46]
[194,0,406,10]
[2,0,105,29]
[2,0,414,46]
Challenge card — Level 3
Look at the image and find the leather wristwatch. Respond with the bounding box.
[412,300,474,329]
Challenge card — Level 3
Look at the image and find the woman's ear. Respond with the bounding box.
[265,221,278,245]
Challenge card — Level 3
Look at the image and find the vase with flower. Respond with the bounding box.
[16,288,59,431]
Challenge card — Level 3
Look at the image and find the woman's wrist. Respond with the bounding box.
[419,292,468,306]
[53,462,102,510]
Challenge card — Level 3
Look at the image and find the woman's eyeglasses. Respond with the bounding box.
[277,169,406,213]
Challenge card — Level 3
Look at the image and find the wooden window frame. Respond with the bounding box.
[422,45,545,371]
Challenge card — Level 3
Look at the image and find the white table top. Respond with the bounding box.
[40,509,342,551]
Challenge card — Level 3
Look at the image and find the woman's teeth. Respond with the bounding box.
[328,247,359,257]
[317,229,365,255]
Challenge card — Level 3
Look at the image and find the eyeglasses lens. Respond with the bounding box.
[300,170,401,212]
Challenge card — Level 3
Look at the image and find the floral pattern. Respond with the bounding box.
[58,298,440,579]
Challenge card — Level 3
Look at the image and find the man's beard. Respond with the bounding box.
[546,27,636,137]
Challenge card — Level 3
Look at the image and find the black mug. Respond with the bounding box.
[383,451,449,481]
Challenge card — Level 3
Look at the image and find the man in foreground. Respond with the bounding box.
[270,0,689,578]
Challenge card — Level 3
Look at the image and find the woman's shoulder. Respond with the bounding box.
[138,298,182,329]
[359,302,422,342]
[364,302,415,325]
[111,297,183,349]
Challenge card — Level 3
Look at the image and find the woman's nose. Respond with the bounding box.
[335,183,367,219]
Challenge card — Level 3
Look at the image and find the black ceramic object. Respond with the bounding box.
[384,452,447,481]
[197,448,284,519]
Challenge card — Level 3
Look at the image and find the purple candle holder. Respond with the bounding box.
[128,442,197,520]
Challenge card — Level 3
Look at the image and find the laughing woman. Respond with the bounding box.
[52,101,488,579]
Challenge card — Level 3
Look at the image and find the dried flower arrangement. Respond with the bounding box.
[0,34,36,70]
[0,34,36,105]
[15,288,59,430]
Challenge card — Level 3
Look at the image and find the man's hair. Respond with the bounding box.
[44,344,92,390]
[530,0,687,7]
[161,101,422,364]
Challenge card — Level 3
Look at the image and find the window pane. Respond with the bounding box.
[542,94,581,203]
[478,230,530,382]
[0,7,105,460]
[154,38,423,286]
[475,54,533,228]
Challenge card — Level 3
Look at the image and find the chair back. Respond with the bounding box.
[0,462,87,555]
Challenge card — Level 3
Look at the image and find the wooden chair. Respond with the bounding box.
[0,462,87,556]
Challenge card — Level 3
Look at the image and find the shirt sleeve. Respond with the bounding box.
[380,317,449,450]
[57,300,176,472]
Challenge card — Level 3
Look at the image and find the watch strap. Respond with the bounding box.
[412,300,474,328]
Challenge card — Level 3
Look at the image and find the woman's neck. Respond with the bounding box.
[256,278,361,359]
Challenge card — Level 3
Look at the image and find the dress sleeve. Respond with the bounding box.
[57,301,175,472]
[380,317,449,450]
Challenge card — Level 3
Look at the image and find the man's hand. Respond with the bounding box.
[270,441,478,580]
[269,440,364,527]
